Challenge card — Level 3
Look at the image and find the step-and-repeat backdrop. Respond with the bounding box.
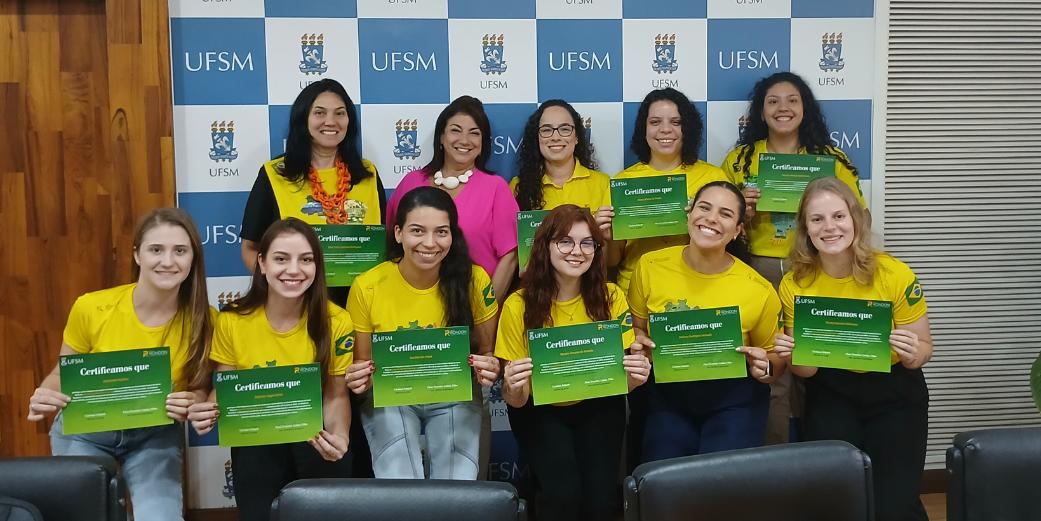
[169,0,876,508]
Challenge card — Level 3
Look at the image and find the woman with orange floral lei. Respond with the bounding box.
[241,78,387,305]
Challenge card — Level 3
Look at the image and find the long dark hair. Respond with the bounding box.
[422,95,494,175]
[630,88,704,166]
[387,187,475,328]
[514,100,598,211]
[730,72,858,179]
[521,204,611,330]
[689,181,752,264]
[131,208,213,391]
[231,218,332,380]
[279,79,372,185]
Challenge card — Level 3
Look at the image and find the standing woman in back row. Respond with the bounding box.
[512,100,615,238]
[722,71,866,444]
[240,78,387,305]
[28,208,214,521]
[387,96,519,304]
[774,178,932,521]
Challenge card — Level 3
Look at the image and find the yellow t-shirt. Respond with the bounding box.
[779,254,927,366]
[347,261,498,332]
[264,157,383,225]
[509,162,612,211]
[62,283,212,392]
[628,246,781,350]
[721,140,865,258]
[496,283,634,406]
[613,161,729,293]
[209,303,355,375]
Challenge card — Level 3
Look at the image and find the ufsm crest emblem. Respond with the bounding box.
[299,33,329,75]
[393,119,422,160]
[819,33,845,72]
[208,121,238,162]
[480,34,507,75]
[652,34,678,74]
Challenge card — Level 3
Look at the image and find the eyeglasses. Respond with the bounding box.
[538,124,575,138]
[554,237,598,255]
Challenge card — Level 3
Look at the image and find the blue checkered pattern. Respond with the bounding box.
[169,0,876,507]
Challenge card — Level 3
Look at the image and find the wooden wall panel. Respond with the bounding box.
[0,0,173,456]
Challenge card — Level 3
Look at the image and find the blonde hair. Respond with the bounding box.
[788,177,877,286]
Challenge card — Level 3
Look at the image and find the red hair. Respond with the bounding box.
[521,204,612,330]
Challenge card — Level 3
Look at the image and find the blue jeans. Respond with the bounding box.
[50,414,184,521]
[361,388,483,479]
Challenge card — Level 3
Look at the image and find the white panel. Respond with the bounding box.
[884,1,1041,467]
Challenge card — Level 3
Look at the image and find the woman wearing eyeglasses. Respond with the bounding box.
[512,101,615,242]
[497,204,651,521]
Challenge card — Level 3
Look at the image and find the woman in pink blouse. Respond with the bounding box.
[387,95,519,304]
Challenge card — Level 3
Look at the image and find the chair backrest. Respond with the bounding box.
[623,440,873,521]
[271,478,526,521]
[0,496,44,521]
[946,427,1041,521]
[0,456,125,521]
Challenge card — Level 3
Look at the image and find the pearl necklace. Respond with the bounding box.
[433,169,473,190]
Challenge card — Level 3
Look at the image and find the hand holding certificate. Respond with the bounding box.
[215,363,324,447]
[793,296,893,373]
[59,348,173,435]
[370,326,473,408]
[527,320,628,405]
[610,176,688,240]
[755,154,836,213]
[648,307,747,383]
[314,224,387,286]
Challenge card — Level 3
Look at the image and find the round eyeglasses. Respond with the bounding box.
[554,237,598,255]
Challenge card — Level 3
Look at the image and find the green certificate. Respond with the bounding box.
[793,296,893,373]
[314,224,387,287]
[371,326,473,408]
[755,153,836,213]
[59,348,173,435]
[517,210,549,270]
[648,306,747,383]
[215,363,324,447]
[610,175,688,240]
[527,320,628,405]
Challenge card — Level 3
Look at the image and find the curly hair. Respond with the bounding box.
[629,88,704,166]
[788,177,878,287]
[279,79,372,185]
[387,187,476,328]
[514,100,598,211]
[729,72,858,179]
[422,95,494,176]
[687,181,752,265]
[521,205,611,330]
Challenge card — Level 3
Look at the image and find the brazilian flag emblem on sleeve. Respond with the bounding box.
[335,334,354,356]
[482,282,496,307]
[618,310,634,333]
[904,278,924,306]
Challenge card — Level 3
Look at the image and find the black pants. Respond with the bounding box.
[231,442,353,521]
[508,395,626,521]
[803,365,929,521]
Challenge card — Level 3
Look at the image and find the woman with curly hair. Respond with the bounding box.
[512,100,615,241]
[497,204,651,520]
[773,178,932,521]
[614,88,729,294]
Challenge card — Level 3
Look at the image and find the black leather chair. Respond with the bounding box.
[271,478,526,521]
[947,427,1041,521]
[0,456,126,521]
[623,440,873,521]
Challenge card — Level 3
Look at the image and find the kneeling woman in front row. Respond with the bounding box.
[628,181,783,462]
[497,204,651,521]
[345,186,501,479]
[189,218,354,521]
